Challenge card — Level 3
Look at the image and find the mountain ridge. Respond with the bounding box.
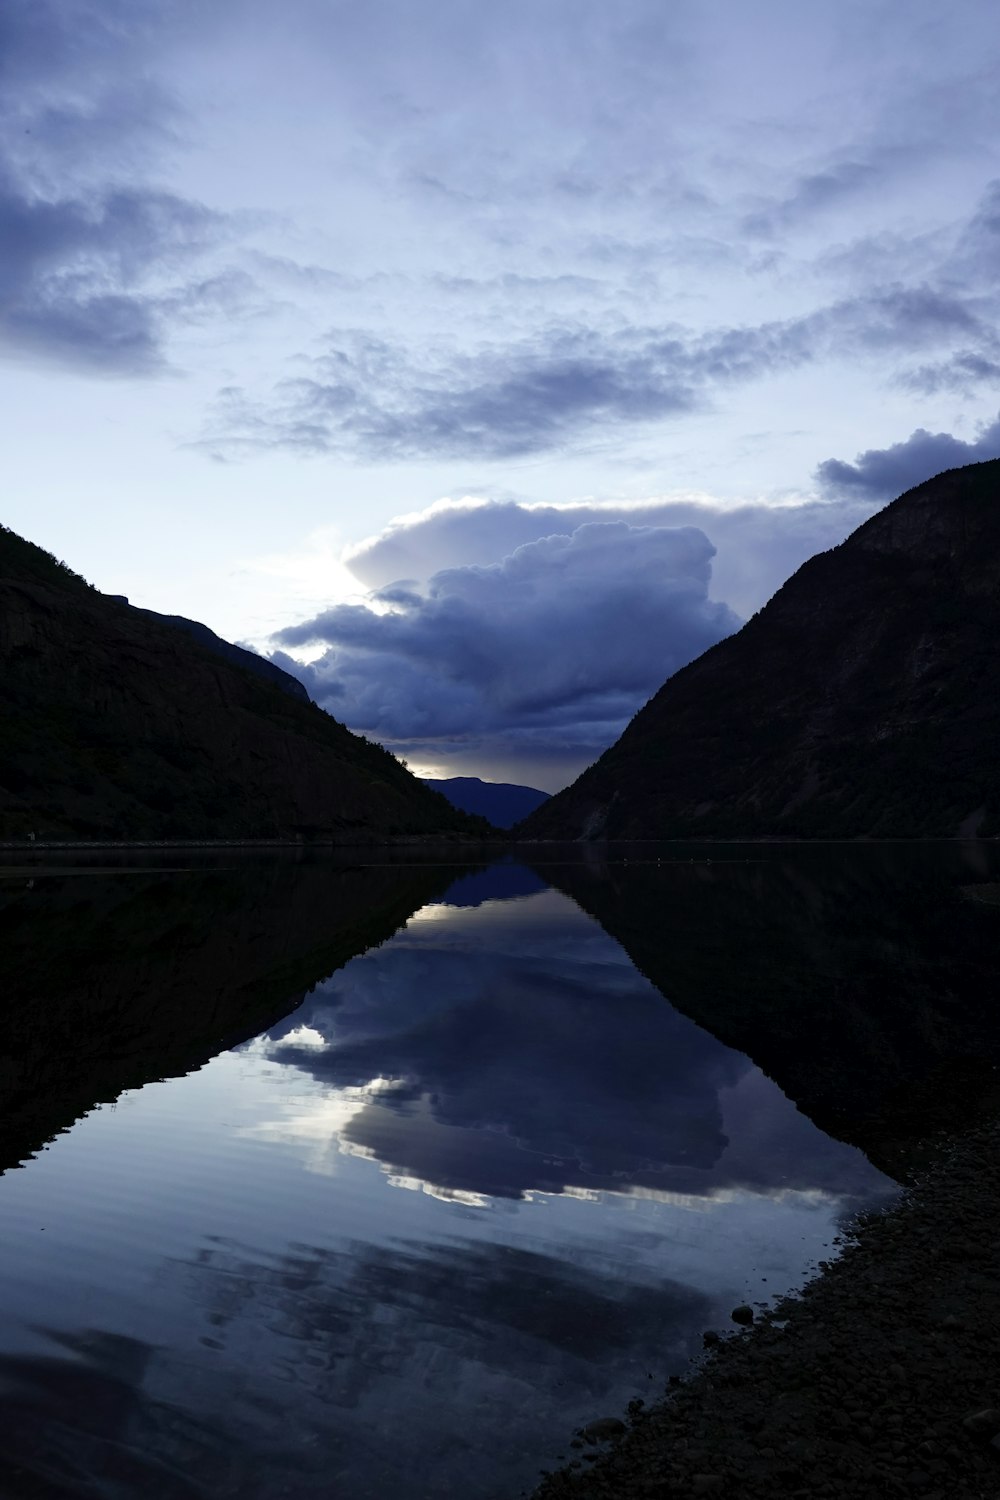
[0,524,485,842]
[132,605,310,702]
[520,460,1000,841]
[424,775,550,828]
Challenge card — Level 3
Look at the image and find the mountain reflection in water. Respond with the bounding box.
[258,880,886,1207]
[3,845,996,1498]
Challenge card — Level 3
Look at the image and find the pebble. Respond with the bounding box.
[532,1118,1000,1500]
[581,1418,627,1443]
[961,1407,1000,1438]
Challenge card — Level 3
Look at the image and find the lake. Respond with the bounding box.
[1,842,997,1498]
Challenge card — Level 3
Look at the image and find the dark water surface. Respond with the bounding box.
[1,842,998,1499]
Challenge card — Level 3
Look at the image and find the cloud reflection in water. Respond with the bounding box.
[256,875,892,1214]
[0,861,900,1500]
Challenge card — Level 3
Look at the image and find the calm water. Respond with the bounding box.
[1,845,997,1499]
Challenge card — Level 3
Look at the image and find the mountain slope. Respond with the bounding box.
[0,525,482,841]
[424,776,550,828]
[0,858,466,1171]
[530,846,1000,1179]
[521,460,1000,840]
[134,606,309,701]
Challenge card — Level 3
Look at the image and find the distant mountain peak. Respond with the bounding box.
[424,776,550,830]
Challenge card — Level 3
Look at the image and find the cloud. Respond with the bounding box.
[947,178,1000,282]
[0,173,229,371]
[262,0,704,210]
[897,350,1000,397]
[199,316,787,460]
[743,158,883,238]
[262,878,892,1206]
[272,520,740,775]
[817,414,1000,500]
[163,1233,715,1499]
[203,325,702,461]
[266,489,891,783]
[0,1,242,373]
[344,494,882,620]
[202,279,997,462]
[205,313,828,461]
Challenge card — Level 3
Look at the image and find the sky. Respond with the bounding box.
[4,0,1000,789]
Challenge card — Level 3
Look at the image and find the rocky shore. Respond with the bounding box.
[532,1121,1000,1499]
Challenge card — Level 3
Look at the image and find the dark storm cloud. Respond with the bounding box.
[0,0,242,372]
[817,414,1000,501]
[205,280,995,462]
[271,521,740,754]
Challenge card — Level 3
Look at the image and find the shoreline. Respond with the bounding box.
[1,834,995,858]
[0,834,504,852]
[0,834,994,858]
[531,1120,1000,1499]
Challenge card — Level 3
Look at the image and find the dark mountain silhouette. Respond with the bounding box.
[0,525,485,841]
[424,775,549,828]
[132,606,309,701]
[521,460,1000,840]
[530,843,1000,1180]
[0,857,467,1173]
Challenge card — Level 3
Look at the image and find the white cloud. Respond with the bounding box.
[342,493,880,618]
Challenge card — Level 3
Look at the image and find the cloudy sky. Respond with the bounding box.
[5,0,1000,786]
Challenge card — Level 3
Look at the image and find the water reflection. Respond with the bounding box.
[259,882,889,1211]
[0,1329,215,1499]
[528,841,1000,1177]
[0,857,466,1172]
[0,1233,711,1498]
[7,848,988,1497]
[162,1234,714,1498]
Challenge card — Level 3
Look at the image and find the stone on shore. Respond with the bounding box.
[532,1121,1000,1500]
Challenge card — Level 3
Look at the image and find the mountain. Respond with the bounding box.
[0,857,467,1173]
[132,605,309,701]
[521,460,1000,840]
[0,525,484,842]
[424,775,550,828]
[529,845,1000,1180]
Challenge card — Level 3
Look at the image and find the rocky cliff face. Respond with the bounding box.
[0,526,483,840]
[521,460,1000,840]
